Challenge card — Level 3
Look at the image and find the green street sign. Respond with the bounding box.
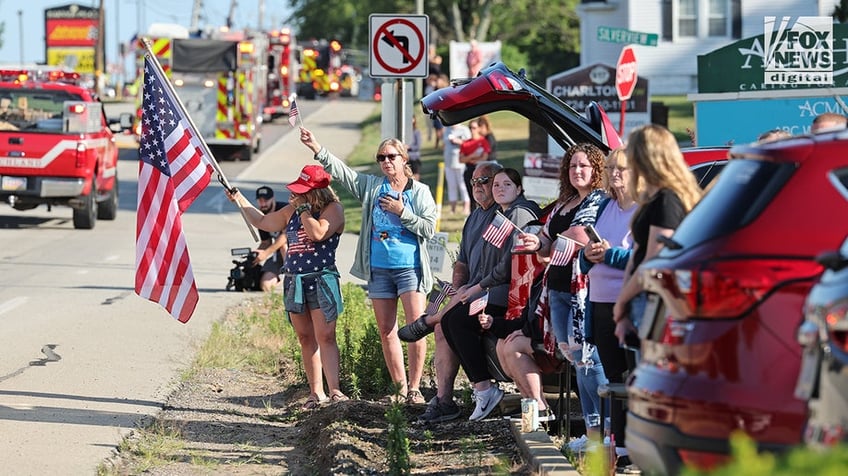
[597,26,659,47]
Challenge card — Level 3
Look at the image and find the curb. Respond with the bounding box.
[509,421,580,476]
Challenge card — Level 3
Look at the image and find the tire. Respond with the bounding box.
[97,179,118,220]
[73,180,97,229]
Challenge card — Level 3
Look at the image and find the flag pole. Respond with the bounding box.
[141,39,259,243]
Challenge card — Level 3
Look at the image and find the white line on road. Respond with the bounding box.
[0,296,29,317]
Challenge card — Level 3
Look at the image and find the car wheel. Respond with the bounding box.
[97,179,119,220]
[73,180,97,229]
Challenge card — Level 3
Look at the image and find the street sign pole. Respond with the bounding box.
[620,99,627,137]
[615,45,638,138]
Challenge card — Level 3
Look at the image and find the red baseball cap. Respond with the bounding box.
[286,165,331,194]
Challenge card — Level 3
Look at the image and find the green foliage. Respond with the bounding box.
[287,0,581,79]
[385,402,412,475]
[682,432,848,476]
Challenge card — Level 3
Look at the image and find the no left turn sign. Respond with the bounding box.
[369,14,429,78]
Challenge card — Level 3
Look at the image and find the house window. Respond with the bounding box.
[708,0,727,36]
[680,0,697,37]
[662,0,740,40]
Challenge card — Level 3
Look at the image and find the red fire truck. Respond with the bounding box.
[0,68,130,229]
[264,27,297,120]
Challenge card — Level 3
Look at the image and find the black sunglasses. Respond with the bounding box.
[376,153,402,162]
[470,176,491,186]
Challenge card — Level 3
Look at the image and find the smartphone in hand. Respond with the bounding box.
[586,224,603,243]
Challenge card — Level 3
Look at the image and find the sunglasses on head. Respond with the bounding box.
[376,153,402,162]
[470,176,491,186]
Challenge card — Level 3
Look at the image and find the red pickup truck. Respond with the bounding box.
[0,69,131,229]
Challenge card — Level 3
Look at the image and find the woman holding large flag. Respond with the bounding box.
[226,165,347,411]
[517,143,608,447]
[299,127,437,405]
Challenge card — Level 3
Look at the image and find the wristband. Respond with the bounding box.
[295,204,311,216]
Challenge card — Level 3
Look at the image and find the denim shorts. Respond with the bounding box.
[368,267,424,299]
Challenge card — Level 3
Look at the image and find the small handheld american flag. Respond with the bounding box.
[482,211,517,248]
[468,292,488,316]
[549,234,581,267]
[425,280,456,315]
[288,98,301,127]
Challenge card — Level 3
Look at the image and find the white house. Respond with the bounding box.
[577,0,840,94]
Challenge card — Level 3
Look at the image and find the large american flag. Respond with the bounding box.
[135,55,213,323]
[549,234,581,267]
[482,211,516,249]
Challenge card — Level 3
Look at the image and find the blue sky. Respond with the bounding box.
[0,0,292,80]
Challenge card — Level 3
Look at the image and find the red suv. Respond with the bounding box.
[629,133,848,473]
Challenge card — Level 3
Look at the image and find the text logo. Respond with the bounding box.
[764,16,833,86]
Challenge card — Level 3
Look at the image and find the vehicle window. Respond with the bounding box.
[0,88,82,132]
[670,159,795,247]
[690,161,726,187]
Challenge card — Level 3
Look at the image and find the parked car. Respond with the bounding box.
[629,133,848,473]
[796,235,848,448]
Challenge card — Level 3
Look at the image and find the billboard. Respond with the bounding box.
[44,4,101,73]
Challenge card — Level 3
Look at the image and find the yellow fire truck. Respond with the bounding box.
[296,39,343,99]
[135,25,268,160]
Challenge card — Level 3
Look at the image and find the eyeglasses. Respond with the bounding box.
[605,166,629,173]
[470,176,491,186]
[376,153,402,162]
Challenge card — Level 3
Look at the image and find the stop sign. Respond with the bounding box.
[615,46,638,101]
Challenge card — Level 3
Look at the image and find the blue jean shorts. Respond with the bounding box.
[368,267,424,299]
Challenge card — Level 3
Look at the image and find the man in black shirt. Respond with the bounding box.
[255,186,287,291]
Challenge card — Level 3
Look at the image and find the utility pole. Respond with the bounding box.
[190,0,203,33]
[17,10,23,65]
[258,0,265,31]
[96,0,105,96]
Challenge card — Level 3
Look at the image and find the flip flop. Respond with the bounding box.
[300,395,327,411]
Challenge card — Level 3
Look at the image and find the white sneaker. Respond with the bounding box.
[566,435,588,453]
[468,385,504,421]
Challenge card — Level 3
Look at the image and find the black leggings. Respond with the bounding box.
[592,301,629,446]
[441,302,508,384]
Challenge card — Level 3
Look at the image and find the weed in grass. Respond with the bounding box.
[385,401,411,475]
[458,435,487,468]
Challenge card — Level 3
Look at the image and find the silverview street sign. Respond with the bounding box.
[597,26,659,47]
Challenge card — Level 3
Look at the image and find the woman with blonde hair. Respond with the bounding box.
[576,147,639,460]
[299,128,437,405]
[612,125,702,344]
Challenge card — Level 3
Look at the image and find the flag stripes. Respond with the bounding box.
[482,212,516,248]
[549,234,580,267]
[135,54,213,323]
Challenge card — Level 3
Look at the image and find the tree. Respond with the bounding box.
[286,0,580,80]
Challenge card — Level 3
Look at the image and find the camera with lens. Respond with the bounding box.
[226,247,263,292]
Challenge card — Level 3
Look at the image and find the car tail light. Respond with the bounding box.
[823,299,848,352]
[75,143,86,168]
[646,260,822,318]
[67,103,86,114]
[678,449,730,471]
[486,70,523,92]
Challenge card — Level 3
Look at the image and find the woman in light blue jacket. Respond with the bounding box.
[299,126,437,405]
